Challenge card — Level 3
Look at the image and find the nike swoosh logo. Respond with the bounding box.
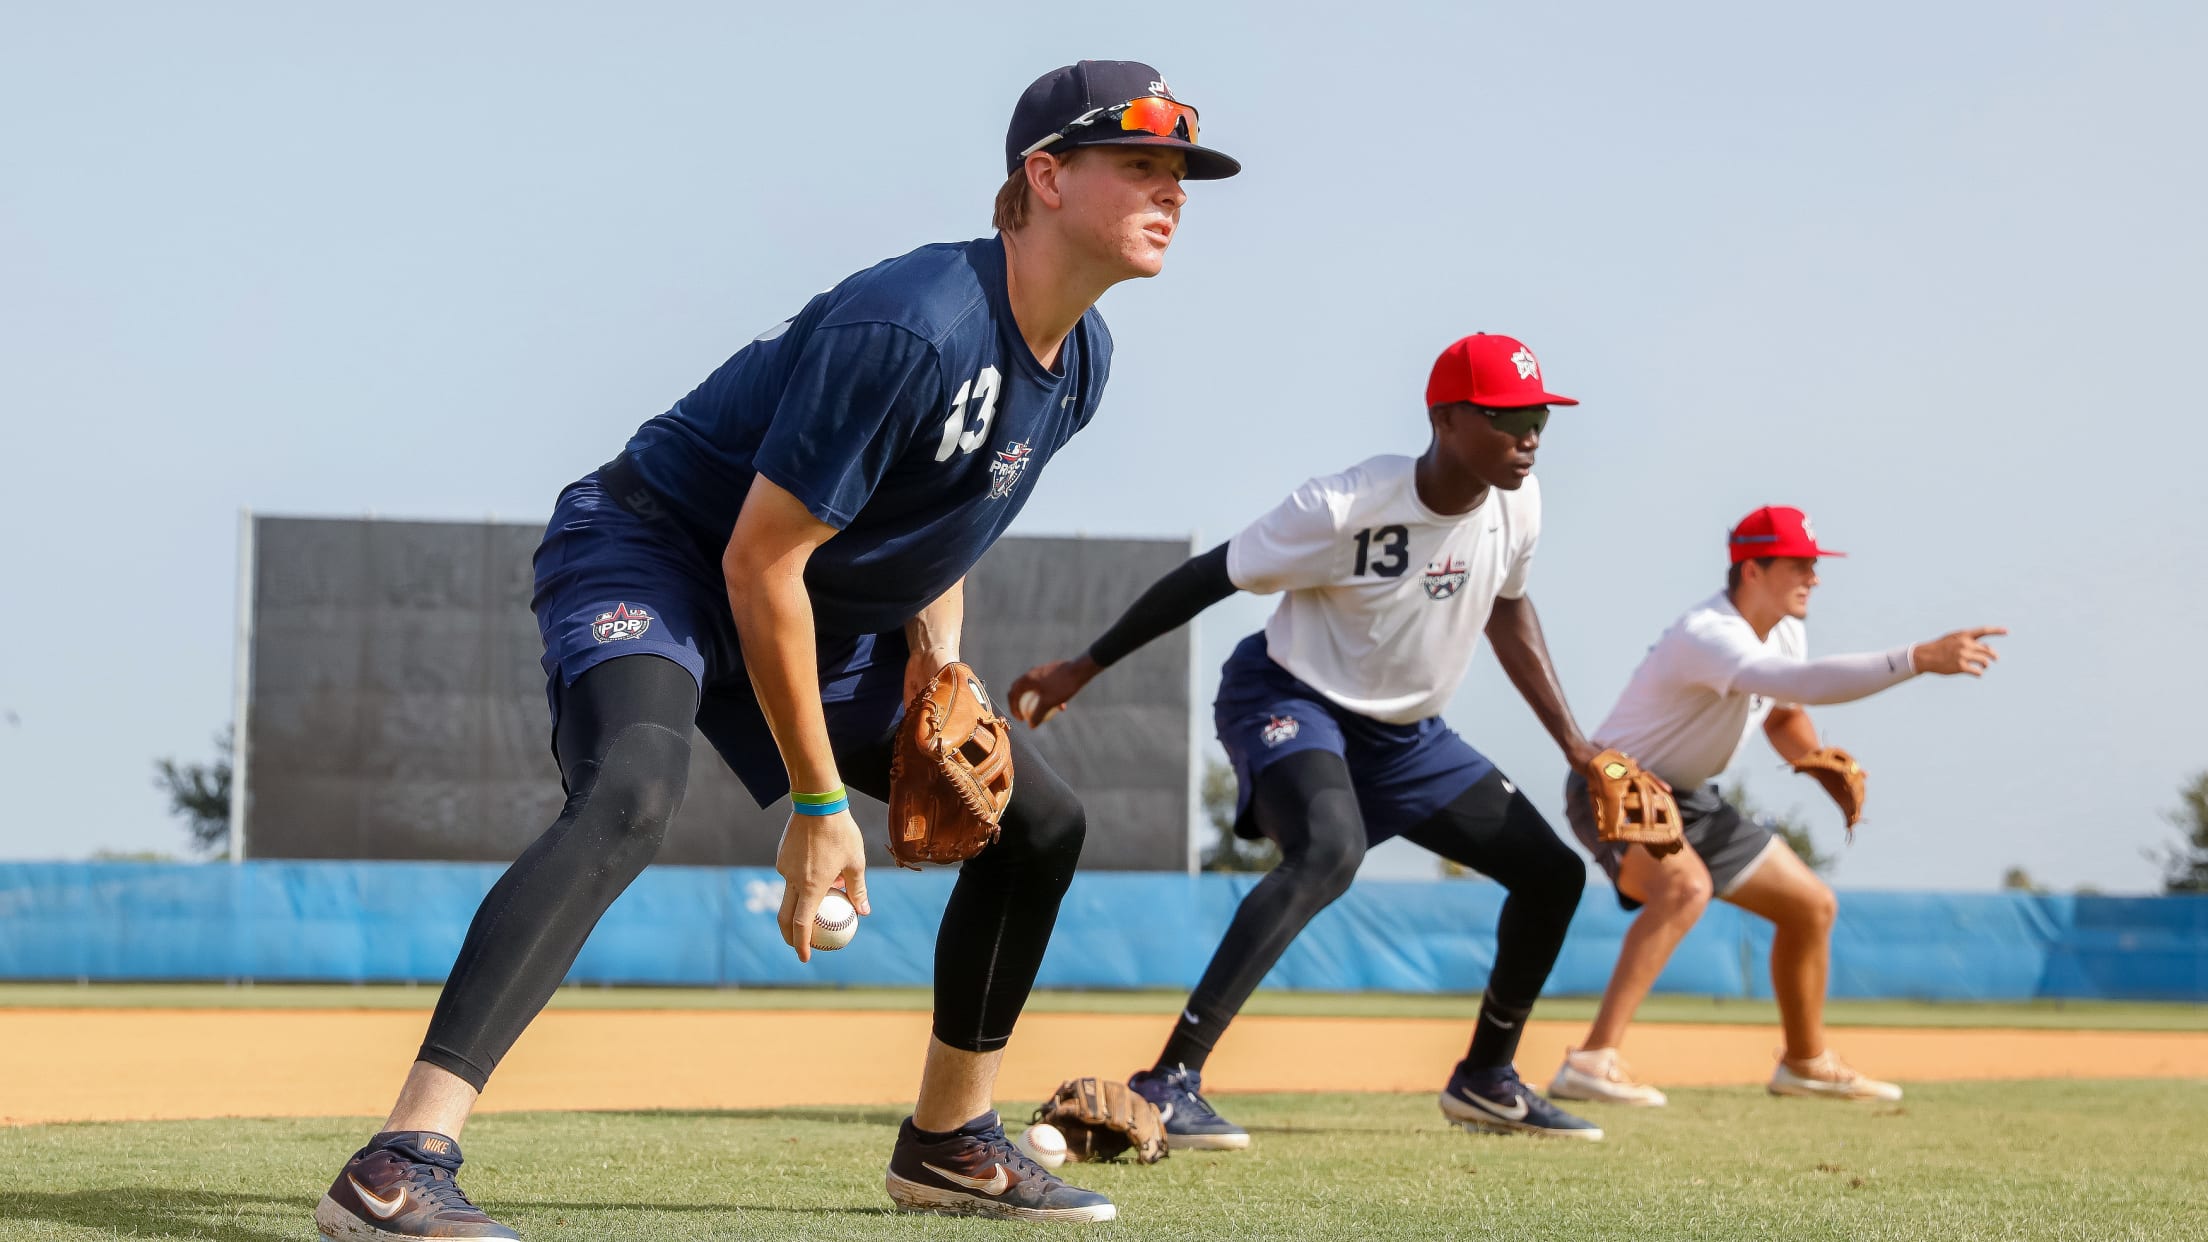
[1459,1088,1530,1121]
[1181,1009,1200,1025]
[1158,1102,1176,1123]
[922,1162,1009,1195]
[348,1176,407,1220]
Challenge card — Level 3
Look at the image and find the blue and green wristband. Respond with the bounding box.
[790,786,849,817]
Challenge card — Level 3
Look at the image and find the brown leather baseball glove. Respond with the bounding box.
[1033,1077,1168,1164]
[1584,748,1684,856]
[886,661,1014,869]
[1791,746,1866,838]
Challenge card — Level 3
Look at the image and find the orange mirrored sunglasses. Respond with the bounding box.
[1020,97,1201,159]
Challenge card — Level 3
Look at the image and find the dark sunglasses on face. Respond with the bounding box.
[1476,405,1549,438]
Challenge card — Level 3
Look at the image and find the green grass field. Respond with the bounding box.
[4,1081,2204,1240]
[2,983,2201,1031]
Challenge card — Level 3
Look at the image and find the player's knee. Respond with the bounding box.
[1649,868,1713,917]
[995,785,1087,872]
[1295,831,1365,900]
[1797,883,1839,932]
[1546,857,1588,905]
[571,722,692,853]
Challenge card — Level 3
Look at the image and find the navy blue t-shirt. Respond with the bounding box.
[620,236,1111,636]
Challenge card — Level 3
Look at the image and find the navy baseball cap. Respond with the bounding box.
[1006,61,1241,181]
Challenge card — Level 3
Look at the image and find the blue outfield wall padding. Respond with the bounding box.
[0,862,2203,1001]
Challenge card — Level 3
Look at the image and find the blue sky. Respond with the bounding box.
[3,2,2202,889]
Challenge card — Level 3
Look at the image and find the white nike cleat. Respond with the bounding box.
[1768,1050,1903,1102]
[1548,1047,1668,1107]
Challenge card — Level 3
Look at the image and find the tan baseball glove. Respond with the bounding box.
[886,661,1014,869]
[1033,1077,1168,1164]
[1791,746,1866,838]
[1584,748,1684,856]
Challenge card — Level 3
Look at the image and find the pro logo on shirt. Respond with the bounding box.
[591,603,654,643]
[987,441,1034,499]
[1261,715,1300,747]
[1423,555,1470,601]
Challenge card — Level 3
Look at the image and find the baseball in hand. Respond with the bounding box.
[810,891,858,951]
[1016,689,1042,725]
[1015,1122,1067,1169]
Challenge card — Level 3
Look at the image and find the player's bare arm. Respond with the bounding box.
[723,474,871,962]
[1763,705,1822,764]
[903,578,965,702]
[1483,594,1607,778]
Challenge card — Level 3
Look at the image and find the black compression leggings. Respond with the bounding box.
[1157,748,1586,1076]
[417,655,1087,1089]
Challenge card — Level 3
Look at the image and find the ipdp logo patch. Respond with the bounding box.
[591,603,653,643]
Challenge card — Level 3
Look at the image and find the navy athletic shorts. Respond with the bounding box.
[530,460,908,806]
[1213,632,1495,845]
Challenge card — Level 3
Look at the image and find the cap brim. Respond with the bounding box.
[1482,392,1579,408]
[1068,133,1241,179]
[1734,545,1847,561]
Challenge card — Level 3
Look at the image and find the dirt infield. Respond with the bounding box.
[9,1007,2208,1125]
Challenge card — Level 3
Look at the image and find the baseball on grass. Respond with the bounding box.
[810,891,858,951]
[1015,1122,1067,1169]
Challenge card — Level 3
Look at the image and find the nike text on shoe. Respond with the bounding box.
[885,1112,1116,1223]
[1128,1064,1251,1152]
[1439,1063,1604,1140]
[1768,1050,1904,1102]
[314,1131,519,1240]
[1548,1047,1668,1107]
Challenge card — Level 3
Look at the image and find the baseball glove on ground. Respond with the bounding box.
[886,662,1014,869]
[1033,1077,1168,1164]
[1584,748,1684,856]
[1791,746,1866,838]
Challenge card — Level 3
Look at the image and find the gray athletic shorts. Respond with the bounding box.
[1564,774,1780,912]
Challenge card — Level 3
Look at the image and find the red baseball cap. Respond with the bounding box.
[1425,333,1578,410]
[1727,506,1846,564]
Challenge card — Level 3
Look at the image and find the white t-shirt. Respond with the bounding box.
[1592,594,1807,789]
[1226,454,1539,725]
[1592,593,1920,787]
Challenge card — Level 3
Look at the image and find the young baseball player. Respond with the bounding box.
[1547,507,2004,1106]
[1012,333,1622,1145]
[314,61,1239,1237]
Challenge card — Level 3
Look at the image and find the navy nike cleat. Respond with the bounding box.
[314,1130,520,1240]
[885,1112,1116,1223]
[1438,1063,1605,1141]
[1128,1064,1250,1151]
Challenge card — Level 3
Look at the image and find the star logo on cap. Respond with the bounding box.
[1149,78,1172,97]
[1510,347,1539,380]
[1801,515,1818,540]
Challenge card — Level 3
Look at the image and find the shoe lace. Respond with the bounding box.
[1166,1070,1228,1125]
[976,1125,1053,1183]
[410,1164,483,1213]
[1783,1050,1855,1082]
